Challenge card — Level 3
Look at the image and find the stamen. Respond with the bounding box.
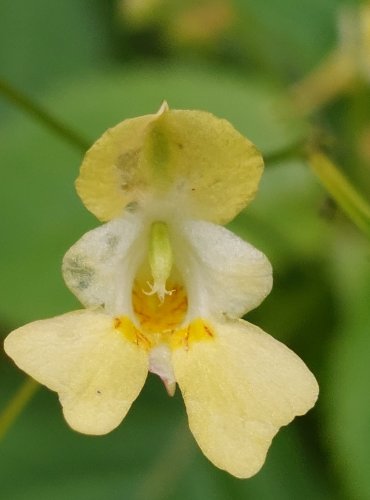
[143,280,175,303]
[132,281,188,334]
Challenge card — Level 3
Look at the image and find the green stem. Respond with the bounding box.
[0,377,39,441]
[291,49,354,116]
[263,141,306,166]
[308,152,370,237]
[0,78,90,152]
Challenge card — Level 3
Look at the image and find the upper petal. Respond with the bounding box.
[76,112,156,222]
[172,220,272,319]
[62,215,146,316]
[172,319,318,478]
[76,106,263,224]
[4,310,148,435]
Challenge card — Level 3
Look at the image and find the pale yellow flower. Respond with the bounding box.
[4,103,318,478]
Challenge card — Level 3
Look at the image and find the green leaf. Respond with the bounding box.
[0,372,331,500]
[229,161,338,351]
[234,0,340,76]
[326,235,370,500]
[0,0,111,93]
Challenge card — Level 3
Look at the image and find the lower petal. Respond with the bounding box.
[4,310,148,435]
[172,319,318,478]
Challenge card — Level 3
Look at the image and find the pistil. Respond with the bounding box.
[145,221,174,302]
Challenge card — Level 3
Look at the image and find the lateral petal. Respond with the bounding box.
[172,319,318,478]
[62,215,146,316]
[4,310,148,435]
[173,220,272,319]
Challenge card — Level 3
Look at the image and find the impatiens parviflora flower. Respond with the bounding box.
[4,103,318,479]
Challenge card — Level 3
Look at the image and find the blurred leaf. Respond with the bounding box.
[0,0,112,120]
[230,160,331,266]
[234,0,342,77]
[326,234,370,500]
[0,78,90,152]
[0,65,307,325]
[0,369,331,500]
[47,65,308,154]
[229,160,338,365]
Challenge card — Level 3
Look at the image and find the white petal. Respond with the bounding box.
[172,319,318,478]
[4,310,148,435]
[148,344,176,396]
[62,215,146,316]
[173,220,272,319]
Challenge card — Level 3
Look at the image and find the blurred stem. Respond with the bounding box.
[263,141,306,166]
[291,49,354,116]
[308,151,370,237]
[132,418,193,500]
[265,141,370,237]
[0,377,39,441]
[0,78,90,152]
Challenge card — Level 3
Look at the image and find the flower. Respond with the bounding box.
[4,103,318,478]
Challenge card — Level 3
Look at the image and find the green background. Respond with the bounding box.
[1,1,369,499]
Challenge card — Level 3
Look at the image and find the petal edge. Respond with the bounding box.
[4,310,149,435]
[172,319,318,477]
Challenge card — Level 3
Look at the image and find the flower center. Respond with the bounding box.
[113,219,215,353]
[132,279,188,335]
[114,271,214,351]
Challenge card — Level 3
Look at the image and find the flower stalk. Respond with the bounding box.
[0,377,39,441]
[308,151,370,237]
[0,78,89,152]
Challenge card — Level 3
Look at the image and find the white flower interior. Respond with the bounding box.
[61,202,273,392]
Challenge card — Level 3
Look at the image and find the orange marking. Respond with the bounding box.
[169,319,215,350]
[114,316,152,350]
[203,324,214,338]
